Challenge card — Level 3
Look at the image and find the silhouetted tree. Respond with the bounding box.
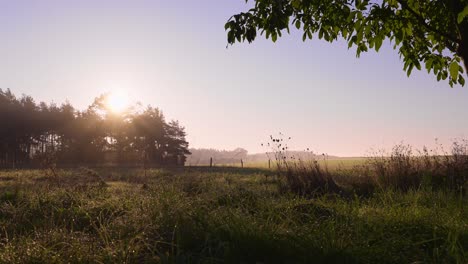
[164,120,191,166]
[0,90,190,168]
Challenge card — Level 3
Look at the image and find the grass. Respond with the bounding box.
[0,166,466,263]
[210,158,367,170]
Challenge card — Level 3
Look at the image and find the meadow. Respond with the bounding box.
[0,158,466,263]
[218,157,367,170]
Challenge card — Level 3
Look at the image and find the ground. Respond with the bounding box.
[0,166,466,263]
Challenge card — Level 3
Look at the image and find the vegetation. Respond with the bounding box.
[186,147,341,166]
[0,89,190,168]
[0,91,466,263]
[186,148,249,166]
[226,0,468,86]
[0,143,466,263]
[268,135,467,196]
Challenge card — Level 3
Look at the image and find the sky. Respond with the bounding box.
[1,0,467,156]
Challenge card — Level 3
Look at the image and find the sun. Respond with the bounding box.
[106,90,129,113]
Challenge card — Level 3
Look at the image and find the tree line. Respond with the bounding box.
[186,148,249,165]
[0,89,190,168]
[186,147,341,166]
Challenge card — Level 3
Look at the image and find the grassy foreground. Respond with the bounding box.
[0,167,466,263]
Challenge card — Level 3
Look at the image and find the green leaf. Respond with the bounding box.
[458,5,468,24]
[449,61,459,81]
[291,0,301,9]
[407,64,414,77]
[415,61,421,71]
[295,20,301,29]
[374,37,383,51]
[406,26,413,36]
[425,58,433,73]
[227,31,235,44]
[226,0,466,87]
[272,32,278,42]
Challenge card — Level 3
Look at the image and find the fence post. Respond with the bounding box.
[210,157,213,168]
[241,159,244,168]
[268,159,271,169]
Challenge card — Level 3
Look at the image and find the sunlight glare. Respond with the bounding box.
[106,90,129,113]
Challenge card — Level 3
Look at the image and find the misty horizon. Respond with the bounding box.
[1,88,463,158]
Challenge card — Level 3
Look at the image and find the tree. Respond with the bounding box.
[225,0,468,86]
[0,90,191,168]
[164,120,191,166]
[131,107,166,165]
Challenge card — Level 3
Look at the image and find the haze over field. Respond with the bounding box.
[1,0,467,156]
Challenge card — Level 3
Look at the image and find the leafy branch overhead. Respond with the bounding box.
[225,0,468,87]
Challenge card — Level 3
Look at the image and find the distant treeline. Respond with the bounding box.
[0,89,190,168]
[186,148,338,165]
[186,148,249,165]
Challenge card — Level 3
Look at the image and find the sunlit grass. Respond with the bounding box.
[200,157,367,171]
[0,167,465,263]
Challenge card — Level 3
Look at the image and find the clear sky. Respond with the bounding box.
[1,0,467,156]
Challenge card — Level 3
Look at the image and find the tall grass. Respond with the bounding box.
[266,134,341,196]
[365,141,467,193]
[0,137,466,263]
[0,167,465,263]
[267,136,467,196]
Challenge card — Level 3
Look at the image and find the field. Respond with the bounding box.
[220,157,367,170]
[0,164,466,263]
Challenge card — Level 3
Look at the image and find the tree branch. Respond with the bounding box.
[395,0,460,44]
